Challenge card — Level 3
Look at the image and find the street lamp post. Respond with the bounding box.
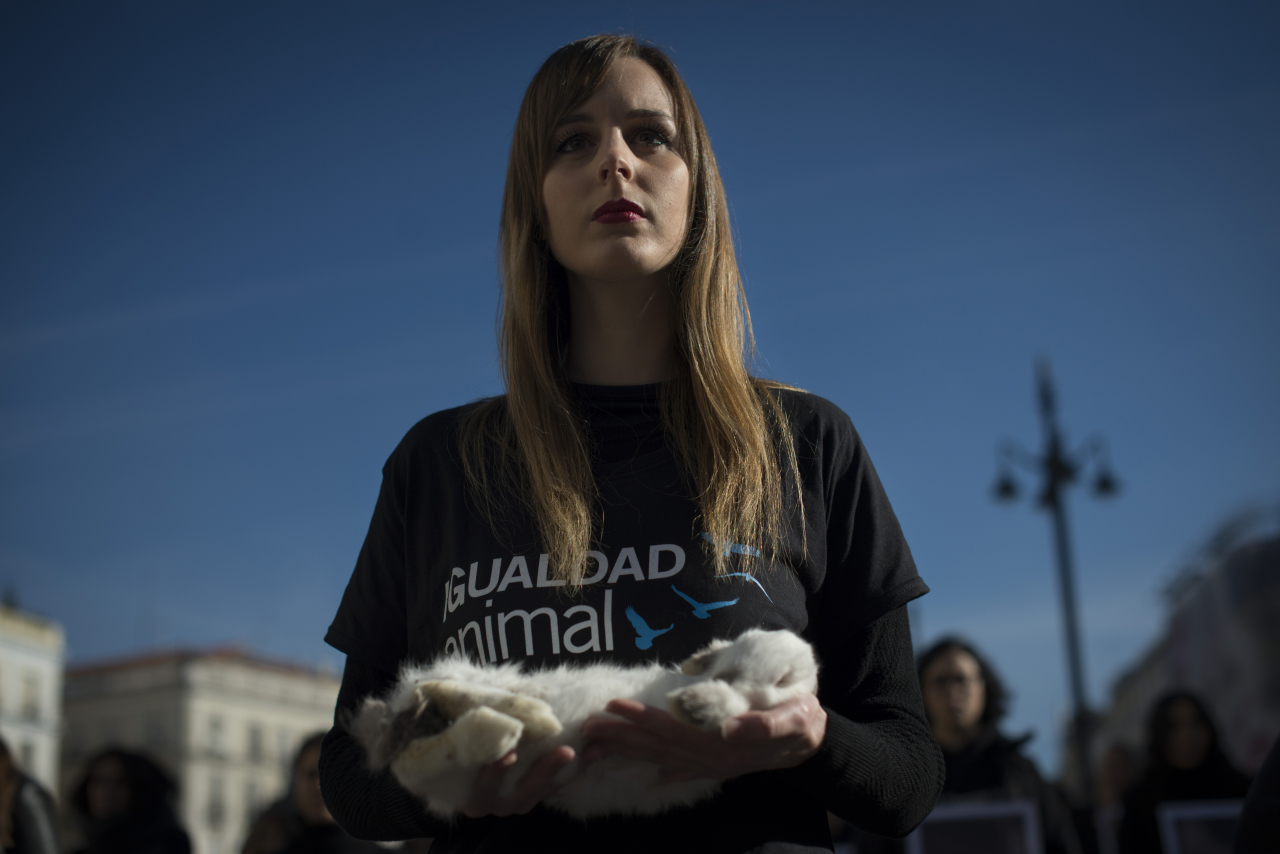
[992,358,1119,805]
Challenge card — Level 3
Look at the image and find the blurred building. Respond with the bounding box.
[1090,530,1280,776]
[62,647,340,854]
[0,602,65,793]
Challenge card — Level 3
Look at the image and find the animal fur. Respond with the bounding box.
[346,628,818,820]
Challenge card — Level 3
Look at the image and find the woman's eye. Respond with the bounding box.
[555,134,588,153]
[635,130,668,147]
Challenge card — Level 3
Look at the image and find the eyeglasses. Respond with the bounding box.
[927,674,983,690]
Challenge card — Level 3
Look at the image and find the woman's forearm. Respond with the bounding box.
[774,608,944,837]
[318,660,449,842]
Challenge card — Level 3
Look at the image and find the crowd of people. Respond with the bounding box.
[0,646,1272,854]
[827,636,1276,854]
[0,732,429,854]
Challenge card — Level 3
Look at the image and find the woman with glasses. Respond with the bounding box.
[916,638,1083,854]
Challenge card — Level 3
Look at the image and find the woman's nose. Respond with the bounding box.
[597,129,634,183]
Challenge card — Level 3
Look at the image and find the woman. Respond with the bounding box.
[70,749,190,854]
[0,737,58,854]
[319,34,943,853]
[243,733,385,854]
[1117,692,1251,854]
[916,638,1082,854]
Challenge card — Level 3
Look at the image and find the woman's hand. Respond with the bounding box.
[459,745,575,818]
[579,694,827,783]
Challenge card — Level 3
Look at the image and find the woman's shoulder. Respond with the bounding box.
[384,397,501,464]
[763,384,870,462]
[765,384,857,432]
[400,397,495,443]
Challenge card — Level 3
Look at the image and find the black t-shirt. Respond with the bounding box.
[327,385,925,673]
[323,384,936,853]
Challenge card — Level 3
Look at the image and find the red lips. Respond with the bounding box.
[591,199,645,224]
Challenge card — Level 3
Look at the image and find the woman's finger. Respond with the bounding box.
[585,723,670,760]
[603,700,693,735]
[599,701,723,749]
[461,751,518,818]
[512,745,575,806]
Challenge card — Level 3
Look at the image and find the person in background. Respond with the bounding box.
[1234,735,1279,853]
[1118,691,1250,854]
[242,733,386,854]
[0,737,57,854]
[918,637,1083,854]
[70,748,190,854]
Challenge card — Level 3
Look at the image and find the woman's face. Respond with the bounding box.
[541,57,691,285]
[1164,699,1212,770]
[293,743,333,826]
[922,648,986,736]
[86,756,132,820]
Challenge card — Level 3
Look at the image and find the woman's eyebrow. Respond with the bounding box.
[554,108,673,128]
[625,108,673,120]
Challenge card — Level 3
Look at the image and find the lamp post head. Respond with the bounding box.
[1093,468,1120,498]
[993,472,1020,503]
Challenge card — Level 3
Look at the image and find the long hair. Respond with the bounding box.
[916,636,1011,726]
[1143,691,1226,776]
[71,748,177,820]
[460,34,800,584]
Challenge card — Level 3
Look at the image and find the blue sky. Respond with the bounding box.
[2,2,1277,775]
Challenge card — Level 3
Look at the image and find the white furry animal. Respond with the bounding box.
[347,628,818,820]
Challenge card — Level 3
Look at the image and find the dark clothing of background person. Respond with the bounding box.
[2,775,59,854]
[1117,691,1251,854]
[243,798,384,854]
[1117,761,1250,854]
[71,804,190,854]
[320,386,944,853]
[829,727,1086,854]
[278,823,388,854]
[939,726,1083,854]
[1234,736,1280,854]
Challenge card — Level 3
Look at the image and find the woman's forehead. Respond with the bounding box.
[571,57,674,119]
[930,648,980,673]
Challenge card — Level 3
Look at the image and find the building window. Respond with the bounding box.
[247,723,263,763]
[145,716,166,752]
[20,671,39,722]
[206,774,225,831]
[208,716,225,757]
[276,727,292,767]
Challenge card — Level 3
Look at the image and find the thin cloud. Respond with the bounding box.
[0,258,433,356]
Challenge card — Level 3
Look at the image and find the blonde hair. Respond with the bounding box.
[461,34,800,585]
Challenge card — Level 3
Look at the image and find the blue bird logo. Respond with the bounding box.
[671,585,739,619]
[724,572,774,603]
[624,606,674,650]
[701,532,761,557]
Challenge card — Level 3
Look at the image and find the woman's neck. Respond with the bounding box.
[565,270,675,386]
[933,721,984,753]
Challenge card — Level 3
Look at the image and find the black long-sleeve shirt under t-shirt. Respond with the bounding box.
[320,384,945,853]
